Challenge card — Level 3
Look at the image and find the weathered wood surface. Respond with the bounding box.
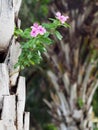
[0,0,14,50]
[24,112,30,130]
[0,0,22,51]
[0,0,30,130]
[17,77,26,130]
[0,71,29,130]
[9,40,21,87]
[1,95,16,130]
[0,64,9,109]
[0,120,5,130]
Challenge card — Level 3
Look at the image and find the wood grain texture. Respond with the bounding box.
[17,76,26,130]
[0,64,9,109]
[1,95,16,129]
[24,112,30,130]
[0,0,14,50]
[9,40,21,86]
[0,0,22,51]
[0,0,30,129]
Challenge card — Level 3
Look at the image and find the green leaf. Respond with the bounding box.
[48,18,55,21]
[39,37,53,45]
[44,32,50,38]
[49,18,60,25]
[63,22,71,28]
[77,97,84,108]
[43,123,57,130]
[36,44,47,52]
[22,28,31,38]
[42,23,56,29]
[55,31,63,40]
[53,19,60,25]
[14,28,23,36]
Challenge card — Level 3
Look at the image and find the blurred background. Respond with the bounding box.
[19,0,98,130]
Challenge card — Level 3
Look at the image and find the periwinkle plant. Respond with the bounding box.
[14,12,70,69]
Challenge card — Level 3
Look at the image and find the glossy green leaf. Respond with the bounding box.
[55,31,63,40]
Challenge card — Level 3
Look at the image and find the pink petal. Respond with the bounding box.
[30,28,38,37]
[31,26,36,29]
[38,26,46,35]
[59,16,69,23]
[62,16,69,21]
[33,23,39,28]
[31,24,46,36]
[59,16,66,23]
[31,23,39,29]
[56,12,61,17]
[55,11,69,24]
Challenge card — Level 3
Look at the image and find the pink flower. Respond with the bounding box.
[56,12,69,24]
[30,23,46,37]
[56,12,61,18]
[30,28,38,37]
[38,25,46,35]
[33,23,39,28]
[31,23,39,29]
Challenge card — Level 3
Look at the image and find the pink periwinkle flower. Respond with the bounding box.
[30,27,39,37]
[38,25,46,35]
[31,23,39,29]
[30,23,46,37]
[56,12,69,24]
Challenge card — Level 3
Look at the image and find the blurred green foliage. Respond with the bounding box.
[25,71,51,125]
[93,123,98,130]
[43,124,57,130]
[77,97,84,109]
[20,0,51,29]
[93,89,98,117]
[19,0,98,129]
[19,0,54,129]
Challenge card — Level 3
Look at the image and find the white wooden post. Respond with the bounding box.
[0,0,30,130]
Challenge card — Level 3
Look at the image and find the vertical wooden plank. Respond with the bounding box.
[14,0,22,15]
[17,76,26,130]
[24,112,30,130]
[1,95,16,130]
[0,120,4,130]
[5,126,16,130]
[0,0,14,50]
[0,64,9,109]
[9,40,21,87]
